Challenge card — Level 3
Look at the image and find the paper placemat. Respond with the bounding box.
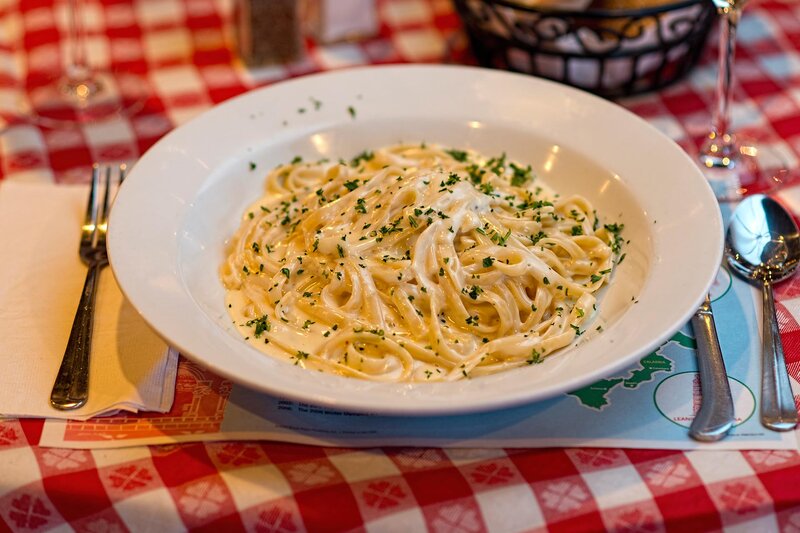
[39,262,800,449]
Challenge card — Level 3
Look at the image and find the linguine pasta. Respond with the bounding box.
[221,143,623,382]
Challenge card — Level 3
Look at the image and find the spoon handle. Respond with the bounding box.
[760,279,799,431]
[689,295,735,442]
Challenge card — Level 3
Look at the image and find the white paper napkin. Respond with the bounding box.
[0,181,178,420]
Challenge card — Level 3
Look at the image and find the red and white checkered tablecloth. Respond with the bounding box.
[2,0,800,531]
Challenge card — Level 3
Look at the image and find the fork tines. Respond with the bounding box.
[83,164,127,257]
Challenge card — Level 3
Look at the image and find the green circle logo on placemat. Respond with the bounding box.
[710,266,733,303]
[653,372,755,428]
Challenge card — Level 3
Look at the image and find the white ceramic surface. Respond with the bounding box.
[108,65,723,415]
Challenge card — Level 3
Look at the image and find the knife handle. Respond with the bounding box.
[688,296,735,442]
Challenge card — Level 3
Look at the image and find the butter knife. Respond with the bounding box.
[688,295,735,442]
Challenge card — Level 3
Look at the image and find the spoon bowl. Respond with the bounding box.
[726,194,800,431]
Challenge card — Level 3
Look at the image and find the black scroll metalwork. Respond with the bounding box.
[453,0,715,98]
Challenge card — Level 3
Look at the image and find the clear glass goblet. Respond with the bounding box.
[26,0,147,126]
[698,0,791,201]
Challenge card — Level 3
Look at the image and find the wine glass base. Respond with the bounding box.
[702,165,786,202]
[699,132,739,170]
[695,132,799,202]
[25,70,148,127]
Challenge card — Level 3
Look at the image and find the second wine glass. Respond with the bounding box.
[26,0,147,126]
[699,0,787,201]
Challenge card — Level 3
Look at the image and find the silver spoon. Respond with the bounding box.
[727,194,799,431]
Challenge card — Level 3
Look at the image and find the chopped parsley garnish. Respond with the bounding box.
[482,257,494,268]
[296,350,309,359]
[542,277,550,285]
[355,198,367,214]
[467,286,483,300]
[251,242,260,253]
[351,150,374,166]
[509,162,532,187]
[497,229,512,246]
[527,349,542,365]
[530,231,547,245]
[604,223,625,253]
[348,106,356,118]
[343,180,359,191]
[337,244,345,258]
[280,267,291,278]
[302,320,315,329]
[531,200,553,210]
[571,226,583,236]
[245,314,271,337]
[249,161,257,171]
[486,153,506,175]
[445,149,469,162]
[444,173,461,186]
[466,164,485,184]
[290,155,302,164]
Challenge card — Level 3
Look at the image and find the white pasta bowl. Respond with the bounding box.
[108,65,723,415]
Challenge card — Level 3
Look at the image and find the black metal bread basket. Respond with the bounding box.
[453,0,716,98]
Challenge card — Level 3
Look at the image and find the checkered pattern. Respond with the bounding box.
[2,0,800,530]
[2,430,800,531]
[0,0,466,182]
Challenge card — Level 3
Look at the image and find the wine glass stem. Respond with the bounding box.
[712,4,741,140]
[66,0,91,82]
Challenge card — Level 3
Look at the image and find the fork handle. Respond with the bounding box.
[50,260,106,410]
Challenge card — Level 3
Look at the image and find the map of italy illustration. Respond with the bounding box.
[567,331,696,410]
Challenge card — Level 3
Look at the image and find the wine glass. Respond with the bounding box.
[699,0,788,201]
[25,0,147,126]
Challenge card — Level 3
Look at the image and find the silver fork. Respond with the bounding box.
[50,164,126,410]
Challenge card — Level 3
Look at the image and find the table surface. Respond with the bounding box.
[2,0,800,531]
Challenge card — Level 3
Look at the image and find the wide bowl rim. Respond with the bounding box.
[108,64,723,416]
